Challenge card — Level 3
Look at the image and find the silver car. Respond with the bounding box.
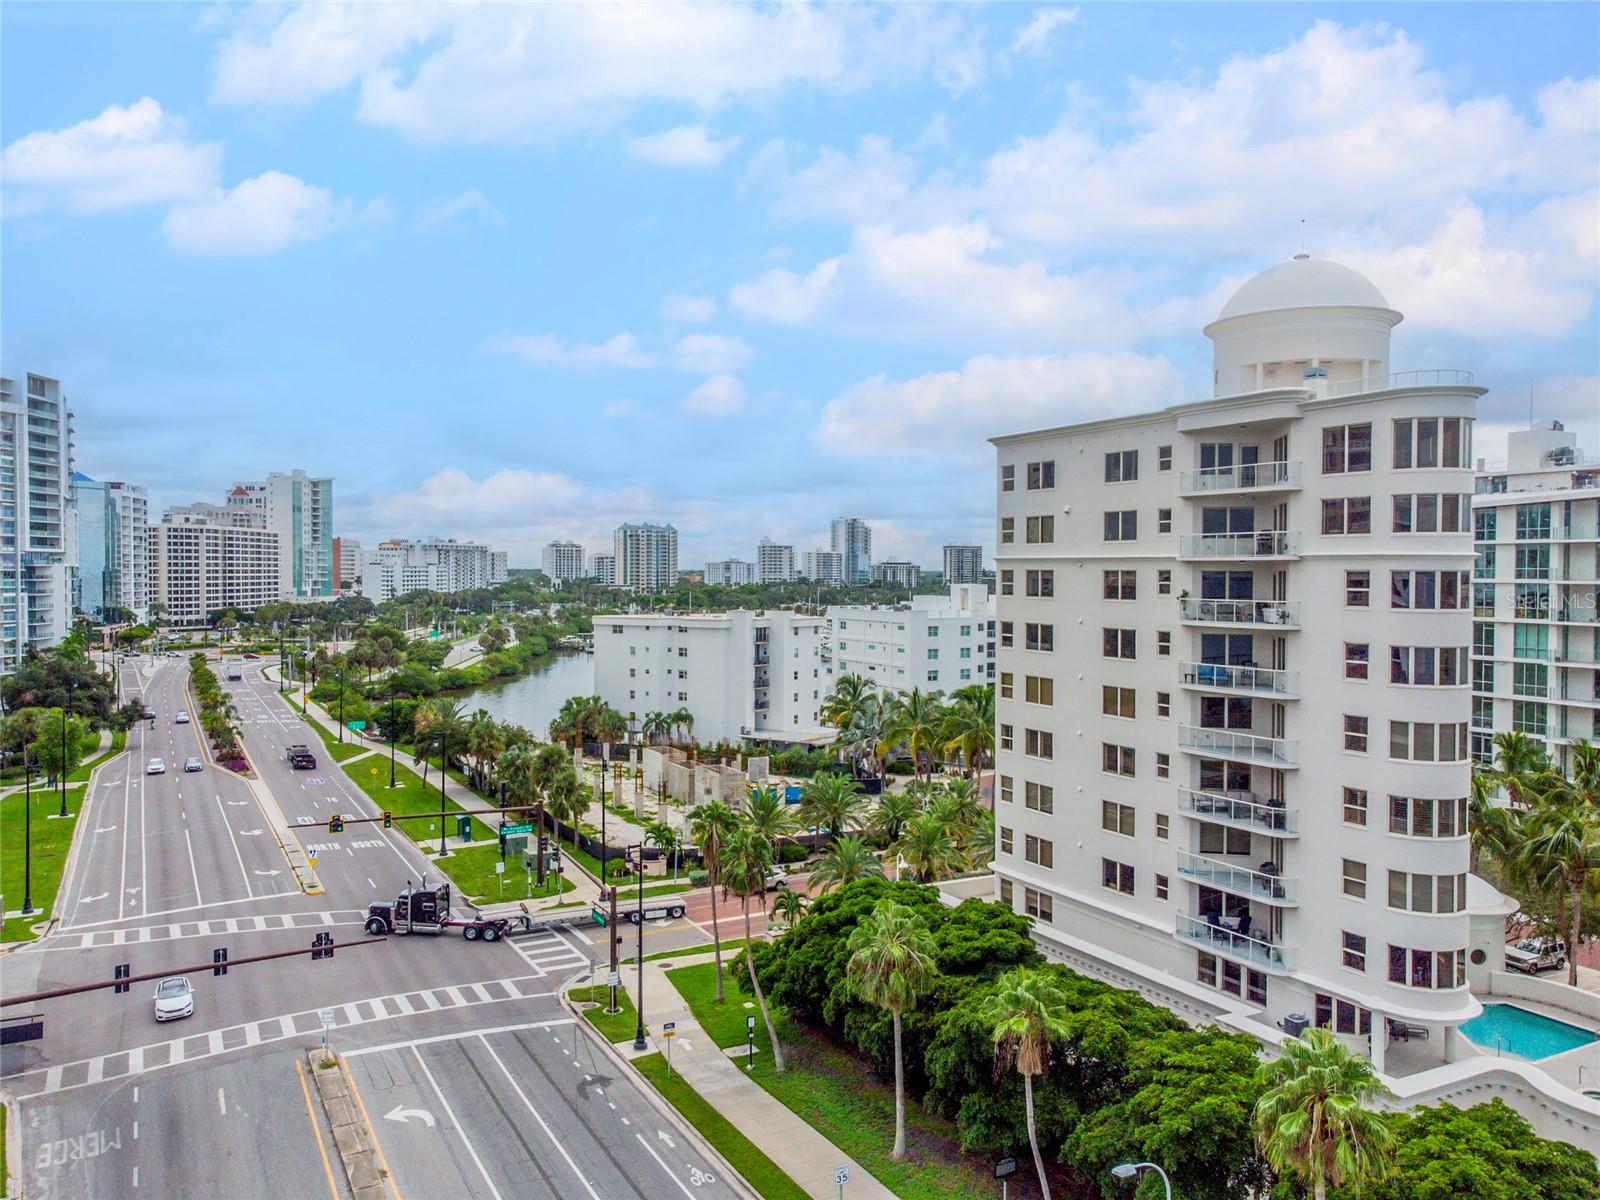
[146,758,165,775]
[175,711,190,724]
[153,976,194,1022]
[183,756,203,773]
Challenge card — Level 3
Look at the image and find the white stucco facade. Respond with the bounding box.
[826,584,995,693]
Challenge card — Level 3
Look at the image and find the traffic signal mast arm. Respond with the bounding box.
[327,803,547,833]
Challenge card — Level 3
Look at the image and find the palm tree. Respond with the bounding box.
[894,811,959,883]
[984,966,1071,1200]
[644,818,680,881]
[722,825,786,1072]
[809,835,885,894]
[967,809,996,869]
[1468,768,1514,876]
[821,673,875,731]
[689,800,743,1002]
[1487,730,1549,806]
[1516,778,1600,987]
[496,742,536,818]
[545,767,585,853]
[879,687,947,783]
[769,886,808,930]
[642,711,671,746]
[799,773,867,845]
[465,708,505,790]
[671,706,695,748]
[1254,1028,1395,1200]
[872,789,920,843]
[845,899,937,1159]
[941,684,995,777]
[745,785,798,846]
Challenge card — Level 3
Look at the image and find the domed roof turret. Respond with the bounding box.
[1215,255,1392,322]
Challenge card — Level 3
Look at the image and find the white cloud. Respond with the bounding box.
[627,124,739,168]
[673,334,755,373]
[682,373,746,416]
[663,293,716,323]
[729,257,843,324]
[414,188,504,230]
[162,171,358,254]
[1011,8,1078,55]
[484,332,655,369]
[813,351,1182,460]
[2,97,221,213]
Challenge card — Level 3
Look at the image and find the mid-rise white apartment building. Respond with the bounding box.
[831,517,872,584]
[993,257,1481,1062]
[590,553,616,586]
[75,476,149,622]
[226,470,333,599]
[871,561,922,588]
[332,537,362,593]
[944,544,984,584]
[757,538,797,583]
[490,550,508,584]
[149,505,282,626]
[357,538,507,601]
[1471,424,1600,772]
[801,549,844,584]
[827,584,994,693]
[615,523,678,591]
[594,610,828,745]
[543,540,586,583]
[0,373,76,670]
[706,559,756,586]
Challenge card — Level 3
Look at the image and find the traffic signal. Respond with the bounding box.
[113,963,130,994]
[213,948,229,977]
[312,932,334,961]
[382,811,392,829]
[329,813,344,834]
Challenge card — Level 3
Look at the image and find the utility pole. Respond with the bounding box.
[633,845,647,1051]
[607,885,620,1014]
[21,740,34,914]
[535,799,546,888]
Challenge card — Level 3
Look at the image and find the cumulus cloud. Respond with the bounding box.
[162,171,361,254]
[682,373,746,416]
[484,332,655,368]
[729,257,843,324]
[413,188,504,230]
[673,334,754,373]
[813,351,1183,460]
[1011,8,1078,55]
[2,97,221,213]
[627,124,739,168]
[663,293,716,323]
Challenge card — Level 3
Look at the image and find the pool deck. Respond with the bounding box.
[1454,994,1600,1094]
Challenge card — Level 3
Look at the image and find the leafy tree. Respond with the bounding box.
[1254,1028,1394,1200]
[985,966,1072,1200]
[722,825,786,1072]
[799,773,868,844]
[809,835,885,894]
[31,710,92,782]
[845,898,937,1158]
[941,684,995,776]
[1514,772,1600,987]
[894,811,960,883]
[689,799,743,1002]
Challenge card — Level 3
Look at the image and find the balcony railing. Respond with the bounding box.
[1177,786,1298,835]
[1179,461,1302,495]
[1179,531,1300,559]
[1553,644,1600,665]
[1322,369,1476,398]
[1556,601,1599,625]
[1178,725,1299,767]
[1178,598,1300,627]
[1180,661,1298,697]
[1175,850,1297,905]
[1175,913,1295,972]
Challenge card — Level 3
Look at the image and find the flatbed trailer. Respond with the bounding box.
[364,882,511,942]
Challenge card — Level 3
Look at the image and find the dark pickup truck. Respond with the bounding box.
[286,744,317,769]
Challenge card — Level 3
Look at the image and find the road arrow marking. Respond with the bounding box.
[226,800,248,807]
[657,1130,676,1149]
[80,892,109,904]
[238,829,263,836]
[383,1107,435,1127]
[94,826,117,834]
[253,869,282,877]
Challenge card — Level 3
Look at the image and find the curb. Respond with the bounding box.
[2,1092,19,1199]
[304,1050,390,1200]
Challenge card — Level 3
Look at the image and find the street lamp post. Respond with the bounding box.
[632,842,647,1051]
[387,686,397,789]
[437,721,451,858]
[599,743,609,880]
[1111,1162,1173,1200]
[336,665,346,744]
[58,679,73,818]
[21,739,34,914]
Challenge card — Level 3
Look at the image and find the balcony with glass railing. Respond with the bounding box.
[1177,786,1298,836]
[1178,598,1300,628]
[1178,725,1299,767]
[1321,369,1476,398]
[1174,913,1295,973]
[1179,661,1298,698]
[1179,461,1302,496]
[1178,531,1300,560]
[1175,850,1297,905]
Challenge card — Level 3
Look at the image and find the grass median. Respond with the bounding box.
[303,716,371,762]
[339,756,482,847]
[665,962,1001,1200]
[1,784,87,942]
[571,984,643,1043]
[631,1052,810,1200]
[429,843,575,905]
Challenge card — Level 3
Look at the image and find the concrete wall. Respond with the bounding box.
[1484,970,1600,1021]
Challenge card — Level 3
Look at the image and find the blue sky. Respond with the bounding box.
[3,3,1597,569]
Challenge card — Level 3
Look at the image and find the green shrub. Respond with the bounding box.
[776,842,809,864]
[688,868,709,887]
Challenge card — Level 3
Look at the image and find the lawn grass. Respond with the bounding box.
[67,730,127,783]
[648,937,756,964]
[1,784,87,942]
[665,962,1005,1200]
[570,984,643,1042]
[339,755,483,847]
[631,1053,810,1200]
[429,843,575,905]
[303,716,371,762]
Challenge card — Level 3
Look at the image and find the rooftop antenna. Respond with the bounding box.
[1297,217,1307,259]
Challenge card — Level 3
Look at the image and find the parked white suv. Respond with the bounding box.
[1505,937,1568,974]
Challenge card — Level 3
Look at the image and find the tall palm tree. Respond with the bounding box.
[894,811,959,883]
[642,711,671,745]
[1254,1028,1395,1200]
[644,819,681,880]
[465,708,505,790]
[799,773,867,845]
[722,825,786,1072]
[689,800,743,1002]
[821,673,875,731]
[941,684,995,777]
[809,834,885,894]
[845,899,937,1159]
[1517,778,1600,987]
[545,767,585,853]
[496,742,536,818]
[1468,768,1514,876]
[745,784,798,845]
[984,966,1071,1200]
[879,687,947,783]
[1487,730,1550,806]
[769,886,808,930]
[872,789,920,844]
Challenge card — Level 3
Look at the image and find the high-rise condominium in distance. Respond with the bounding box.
[332,537,361,592]
[944,543,984,584]
[871,561,921,588]
[993,256,1480,1069]
[800,549,844,584]
[831,517,872,584]
[1471,423,1599,773]
[149,504,282,626]
[827,584,994,694]
[542,540,586,583]
[75,476,149,622]
[357,538,507,601]
[615,522,678,591]
[589,553,616,586]
[0,373,76,671]
[226,469,333,600]
[757,538,796,583]
[706,559,756,586]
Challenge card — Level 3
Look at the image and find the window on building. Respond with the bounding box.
[927,648,939,660]
[1024,835,1054,868]
[1157,569,1172,595]
[1343,787,1368,826]
[999,723,1014,752]
[1024,888,1052,922]
[999,826,1013,854]
[1393,493,1471,534]
[1102,744,1135,777]
[1024,781,1054,813]
[1103,570,1136,600]
[926,670,939,683]
[1512,700,1547,737]
[1515,502,1552,540]
[999,879,1014,905]
[1156,692,1171,718]
[1346,570,1370,607]
[1388,796,1469,838]
[1104,510,1138,541]
[1342,932,1368,972]
[1104,450,1138,483]
[999,672,1014,700]
[1387,946,1466,990]
[1000,569,1014,596]
[1344,715,1369,752]
[1515,544,1551,580]
[1155,813,1169,839]
[1102,685,1135,718]
[1000,464,1015,493]
[1322,423,1372,473]
[1322,497,1371,535]
[1025,515,1055,544]
[1158,508,1173,534]
[999,775,1014,804]
[1026,623,1054,651]
[1000,621,1014,648]
[1026,676,1055,705]
[1101,858,1135,894]
[1199,823,1250,855]
[1158,445,1172,471]
[1157,631,1171,656]
[1394,417,1471,469]
[1343,859,1367,899]
[1026,460,1056,490]
[1345,643,1369,680]
[1000,517,1015,544]
[1388,721,1469,762]
[1102,628,1136,659]
[1026,569,1055,597]
[1155,873,1169,900]
[1387,871,1468,914]
[1155,751,1170,779]
[1024,729,1054,759]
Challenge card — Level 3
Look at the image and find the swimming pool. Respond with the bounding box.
[1459,1003,1599,1060]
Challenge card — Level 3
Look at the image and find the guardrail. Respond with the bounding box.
[1176,851,1297,904]
[1179,531,1301,559]
[1179,598,1301,626]
[1175,914,1294,971]
[1179,461,1302,493]
[1178,725,1299,766]
[1177,786,1298,834]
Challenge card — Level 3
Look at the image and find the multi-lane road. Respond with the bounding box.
[2,654,745,1200]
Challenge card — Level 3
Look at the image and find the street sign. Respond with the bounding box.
[662,1021,676,1037]
[746,1015,756,1029]
[500,822,533,835]
[347,720,366,731]
[607,971,621,987]
[318,1008,336,1029]
[592,906,607,926]
[994,1157,1017,1178]
[834,1165,850,1186]
[494,862,505,875]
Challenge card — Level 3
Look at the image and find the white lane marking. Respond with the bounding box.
[408,1047,505,1200]
[634,1131,699,1200]
[118,743,132,922]
[133,1120,139,1139]
[183,829,204,907]
[218,1087,227,1115]
[479,1036,603,1200]
[214,791,254,900]
[133,1166,139,1188]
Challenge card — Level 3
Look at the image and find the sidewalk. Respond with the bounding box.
[608,953,894,1200]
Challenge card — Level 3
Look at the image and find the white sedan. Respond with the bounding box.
[146,758,165,775]
[153,976,194,1022]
